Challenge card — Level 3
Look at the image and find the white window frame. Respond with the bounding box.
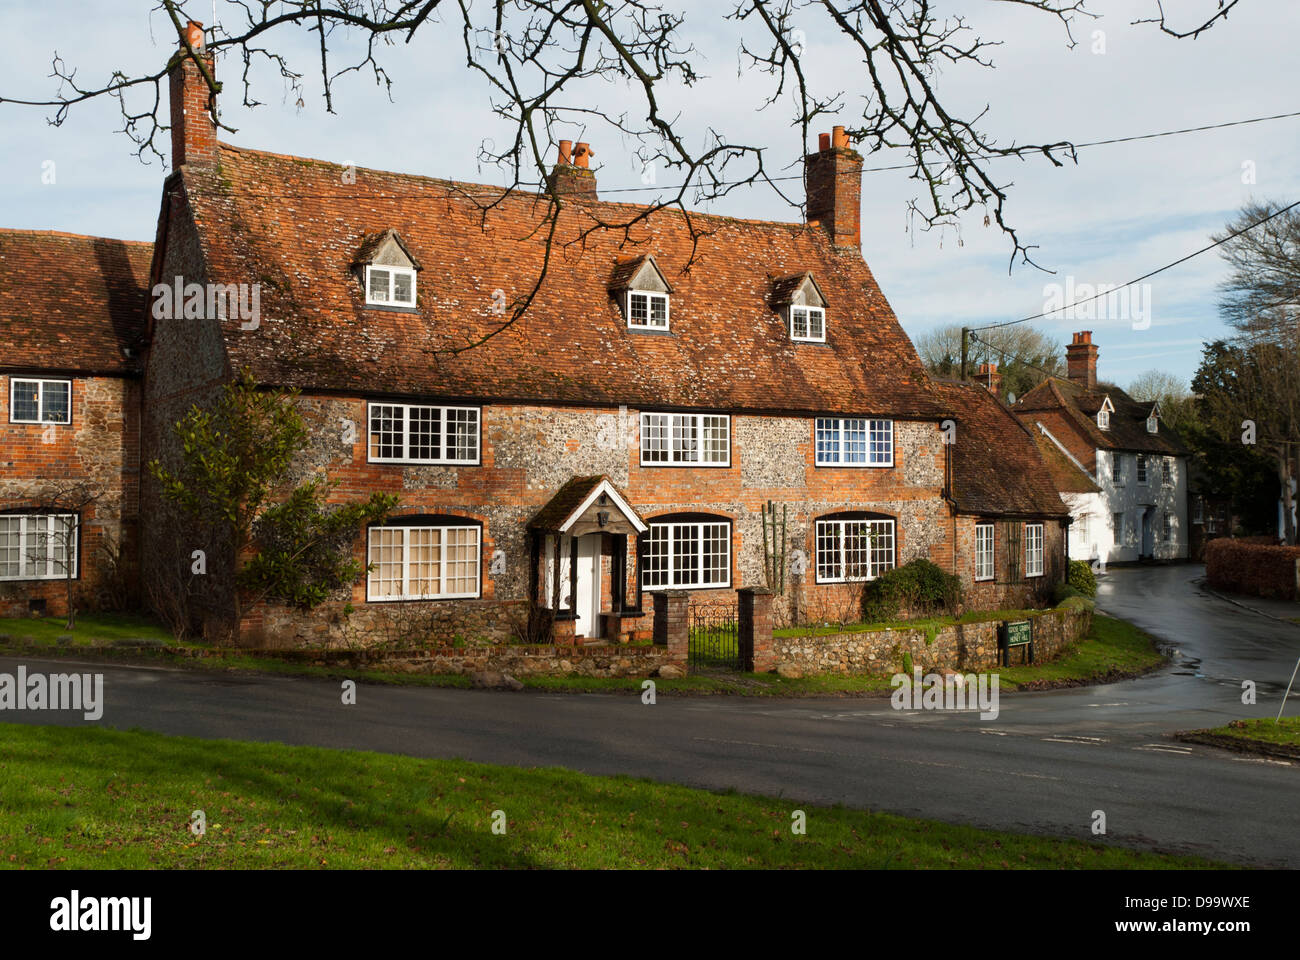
[641,520,732,590]
[1136,453,1148,484]
[366,523,481,601]
[367,402,480,465]
[814,518,895,584]
[9,377,71,425]
[639,412,730,466]
[1161,512,1172,542]
[365,264,417,307]
[1162,457,1173,486]
[1113,512,1125,541]
[815,418,893,467]
[1147,415,1158,434]
[1111,453,1124,485]
[0,513,78,581]
[789,305,826,343]
[1194,499,1204,524]
[974,523,995,582]
[1025,523,1045,578]
[626,290,670,331]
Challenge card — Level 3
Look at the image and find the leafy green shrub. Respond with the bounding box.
[1053,582,1084,604]
[1067,559,1097,598]
[861,559,963,623]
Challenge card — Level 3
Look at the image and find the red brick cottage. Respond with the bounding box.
[2,32,1072,648]
[0,229,152,617]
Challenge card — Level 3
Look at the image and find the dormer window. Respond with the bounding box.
[1096,395,1114,430]
[772,272,828,343]
[790,306,825,342]
[610,255,673,333]
[1147,414,1158,434]
[353,228,422,310]
[627,290,669,330]
[366,265,416,306]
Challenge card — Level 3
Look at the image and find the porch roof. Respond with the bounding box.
[527,476,648,534]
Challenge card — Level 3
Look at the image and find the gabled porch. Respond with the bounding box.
[527,476,649,644]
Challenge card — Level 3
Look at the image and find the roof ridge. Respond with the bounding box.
[213,141,830,235]
[0,227,152,244]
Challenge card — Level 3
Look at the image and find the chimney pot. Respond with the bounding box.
[573,142,592,169]
[831,125,849,149]
[557,140,573,165]
[184,20,205,51]
[818,132,831,151]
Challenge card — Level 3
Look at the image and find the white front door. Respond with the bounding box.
[574,535,602,639]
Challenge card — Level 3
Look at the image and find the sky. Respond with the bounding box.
[2,0,1297,388]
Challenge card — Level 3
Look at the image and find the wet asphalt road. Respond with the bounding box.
[2,564,1297,866]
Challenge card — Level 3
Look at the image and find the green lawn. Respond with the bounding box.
[995,614,1167,690]
[0,724,1225,869]
[0,612,176,648]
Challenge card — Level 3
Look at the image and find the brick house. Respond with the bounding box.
[5,32,1073,648]
[1014,331,1189,564]
[932,379,1071,608]
[0,229,151,617]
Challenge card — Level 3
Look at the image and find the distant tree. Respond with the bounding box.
[1213,200,1300,342]
[1191,339,1299,543]
[914,324,1064,402]
[148,370,398,635]
[1127,369,1195,429]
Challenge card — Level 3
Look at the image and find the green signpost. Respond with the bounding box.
[1000,619,1034,666]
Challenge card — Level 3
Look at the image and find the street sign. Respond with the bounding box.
[999,619,1034,666]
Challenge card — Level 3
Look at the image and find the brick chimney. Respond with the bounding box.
[976,362,1002,397]
[546,140,597,201]
[805,125,863,248]
[1066,330,1099,389]
[168,20,218,170]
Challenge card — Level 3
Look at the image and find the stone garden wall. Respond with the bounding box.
[772,601,1093,676]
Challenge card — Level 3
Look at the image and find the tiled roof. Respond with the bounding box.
[1032,433,1101,494]
[0,229,152,375]
[527,476,606,531]
[1016,378,1187,456]
[930,380,1070,518]
[171,143,943,417]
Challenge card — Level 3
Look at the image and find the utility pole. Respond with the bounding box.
[960,327,970,380]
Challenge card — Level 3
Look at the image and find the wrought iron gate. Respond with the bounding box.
[689,601,741,672]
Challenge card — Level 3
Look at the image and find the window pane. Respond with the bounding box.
[11,381,40,421]
[671,525,698,586]
[0,517,20,578]
[629,292,648,326]
[641,414,669,463]
[702,523,729,585]
[842,419,867,464]
[701,416,728,463]
[649,295,667,327]
[808,308,824,340]
[368,528,404,597]
[407,527,441,597]
[408,406,440,460]
[816,521,841,581]
[41,382,70,423]
[393,270,413,304]
[445,408,479,462]
[792,306,808,339]
[369,268,390,302]
[869,420,893,465]
[815,418,839,464]
[444,528,479,595]
[369,405,404,459]
[642,526,669,587]
[869,520,895,577]
[844,522,873,580]
[672,415,698,463]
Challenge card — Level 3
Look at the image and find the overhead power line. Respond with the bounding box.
[971,198,1300,334]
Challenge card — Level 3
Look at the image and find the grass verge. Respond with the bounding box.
[1176,717,1300,761]
[0,613,177,648]
[0,723,1225,869]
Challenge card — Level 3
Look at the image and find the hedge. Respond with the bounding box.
[1204,538,1300,600]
